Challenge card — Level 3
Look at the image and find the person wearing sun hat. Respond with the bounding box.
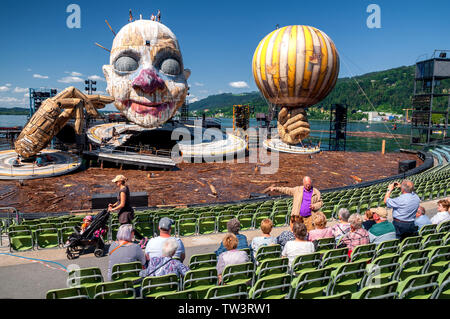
[108,175,148,248]
[368,207,397,244]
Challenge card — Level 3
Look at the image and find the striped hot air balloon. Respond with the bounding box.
[252,25,339,108]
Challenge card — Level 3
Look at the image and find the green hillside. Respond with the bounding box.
[189,65,419,119]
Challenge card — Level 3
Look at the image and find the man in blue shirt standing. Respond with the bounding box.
[384,180,420,240]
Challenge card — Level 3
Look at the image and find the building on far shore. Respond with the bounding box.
[363,111,402,122]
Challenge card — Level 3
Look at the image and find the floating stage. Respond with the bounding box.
[0,149,81,180]
[263,137,321,154]
[86,122,248,164]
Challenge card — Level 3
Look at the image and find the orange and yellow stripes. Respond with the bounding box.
[252,25,339,107]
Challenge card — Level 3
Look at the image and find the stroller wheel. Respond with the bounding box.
[67,252,75,260]
[94,249,104,258]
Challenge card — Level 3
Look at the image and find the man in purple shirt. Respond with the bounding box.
[264,176,323,231]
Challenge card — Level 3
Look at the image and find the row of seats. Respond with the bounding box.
[46,226,450,299]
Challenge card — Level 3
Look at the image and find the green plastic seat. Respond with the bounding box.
[291,252,322,275]
[320,247,349,269]
[36,224,60,248]
[397,271,440,299]
[326,260,367,295]
[67,267,104,298]
[291,267,334,299]
[46,287,89,299]
[189,253,217,271]
[418,224,437,237]
[8,225,34,252]
[93,280,136,299]
[155,290,197,299]
[315,237,336,252]
[255,258,289,281]
[398,236,422,255]
[133,215,154,238]
[255,244,282,264]
[237,210,254,230]
[176,217,197,237]
[394,249,431,281]
[421,233,443,250]
[183,268,218,299]
[140,274,180,298]
[362,254,400,286]
[432,268,450,299]
[197,216,216,235]
[350,243,376,262]
[205,283,248,299]
[352,281,398,299]
[374,239,399,258]
[111,261,143,287]
[221,262,254,286]
[249,274,291,299]
[423,245,450,273]
[436,220,450,233]
[315,291,352,299]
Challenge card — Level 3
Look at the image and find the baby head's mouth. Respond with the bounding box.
[123,99,173,117]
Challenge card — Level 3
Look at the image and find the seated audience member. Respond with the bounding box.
[282,222,315,269]
[308,211,333,241]
[331,208,351,243]
[145,217,185,262]
[251,219,276,259]
[414,206,432,230]
[217,233,249,284]
[108,224,146,281]
[339,214,370,255]
[431,199,450,225]
[140,238,189,278]
[368,207,397,244]
[12,156,22,167]
[276,215,303,249]
[215,218,251,256]
[362,210,376,231]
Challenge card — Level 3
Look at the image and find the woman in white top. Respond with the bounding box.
[282,222,315,269]
[431,199,450,225]
[251,219,277,260]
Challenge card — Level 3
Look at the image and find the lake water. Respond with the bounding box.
[0,115,416,153]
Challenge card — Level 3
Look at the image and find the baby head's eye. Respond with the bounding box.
[114,56,139,72]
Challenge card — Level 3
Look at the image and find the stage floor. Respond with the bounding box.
[0,150,421,213]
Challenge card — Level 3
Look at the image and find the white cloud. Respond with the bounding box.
[26,68,32,72]
[194,82,204,87]
[0,97,20,103]
[189,97,199,103]
[65,71,83,77]
[5,83,11,87]
[88,75,105,82]
[229,81,249,89]
[58,76,84,83]
[33,74,49,79]
[199,90,208,94]
[14,87,28,93]
[0,86,10,92]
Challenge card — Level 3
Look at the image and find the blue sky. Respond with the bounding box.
[0,0,449,110]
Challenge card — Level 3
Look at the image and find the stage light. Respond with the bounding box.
[439,52,447,58]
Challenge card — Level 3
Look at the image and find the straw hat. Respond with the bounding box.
[112,175,127,183]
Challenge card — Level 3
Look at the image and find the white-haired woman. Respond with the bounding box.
[331,208,351,243]
[140,238,190,278]
[107,224,146,281]
[339,213,370,257]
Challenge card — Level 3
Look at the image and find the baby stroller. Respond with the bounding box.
[66,209,110,260]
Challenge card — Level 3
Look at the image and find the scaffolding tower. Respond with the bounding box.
[29,88,57,118]
[411,50,450,145]
[180,100,189,123]
[328,104,348,151]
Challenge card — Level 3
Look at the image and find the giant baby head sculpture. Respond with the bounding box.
[103,20,190,127]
